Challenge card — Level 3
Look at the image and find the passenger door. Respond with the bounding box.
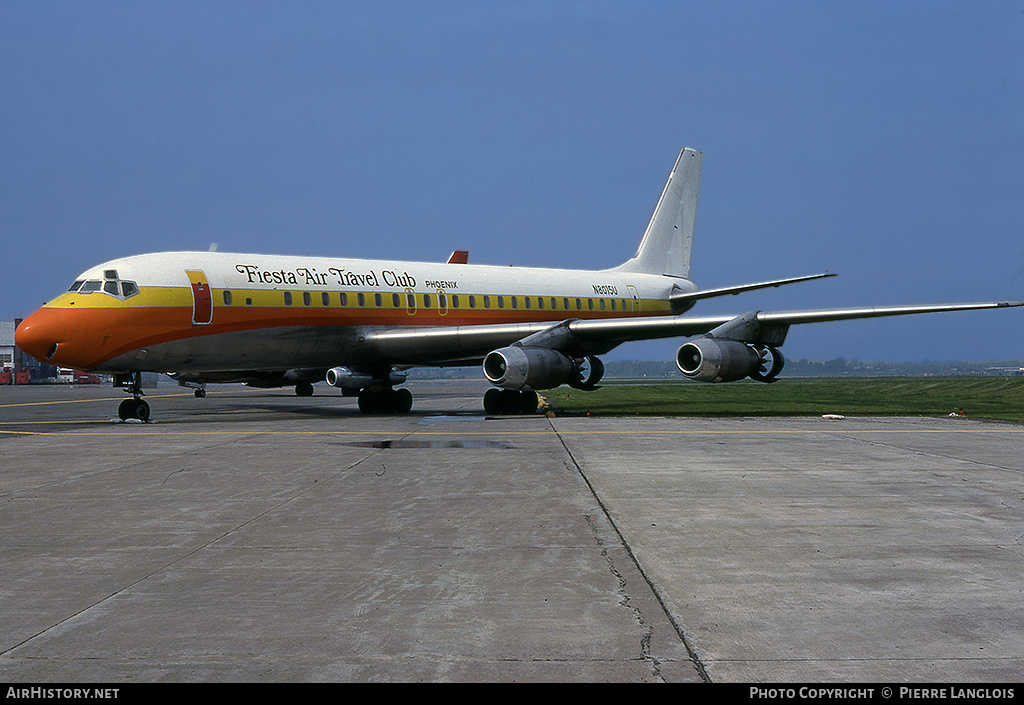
[186,270,213,325]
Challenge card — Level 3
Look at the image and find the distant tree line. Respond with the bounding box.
[408,358,1024,380]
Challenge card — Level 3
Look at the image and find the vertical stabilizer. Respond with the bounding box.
[612,147,702,278]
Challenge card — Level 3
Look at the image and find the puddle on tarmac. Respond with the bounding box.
[339,439,514,450]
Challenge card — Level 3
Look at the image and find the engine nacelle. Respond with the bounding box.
[676,338,761,383]
[483,346,575,390]
[569,354,605,390]
[325,366,407,392]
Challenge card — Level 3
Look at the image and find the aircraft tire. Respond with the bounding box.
[483,388,538,415]
[393,388,413,414]
[483,388,503,414]
[357,388,413,414]
[118,399,150,421]
[295,382,314,397]
[519,390,539,414]
[357,389,376,414]
[118,399,136,420]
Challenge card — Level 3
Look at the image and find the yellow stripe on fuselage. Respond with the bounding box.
[44,286,672,318]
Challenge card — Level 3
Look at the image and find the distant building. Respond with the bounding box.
[0,321,15,370]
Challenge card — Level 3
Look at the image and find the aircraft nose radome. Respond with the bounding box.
[15,309,67,363]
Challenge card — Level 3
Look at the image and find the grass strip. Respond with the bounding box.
[548,377,1024,424]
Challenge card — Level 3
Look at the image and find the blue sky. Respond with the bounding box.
[3,1,1022,362]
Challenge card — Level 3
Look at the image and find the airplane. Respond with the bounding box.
[14,148,1023,421]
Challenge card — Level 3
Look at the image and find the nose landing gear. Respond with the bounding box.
[114,371,151,422]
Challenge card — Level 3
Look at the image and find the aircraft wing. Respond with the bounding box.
[575,300,1023,345]
[364,299,1023,364]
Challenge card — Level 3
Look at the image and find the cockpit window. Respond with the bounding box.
[72,275,139,299]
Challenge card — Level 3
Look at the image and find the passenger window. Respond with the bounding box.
[322,292,331,306]
[497,296,504,309]
[563,298,570,310]
[357,293,365,307]
[222,290,232,305]
[452,295,460,308]
[284,292,293,306]
[588,299,594,311]
[303,292,312,306]
[483,295,491,309]
[511,297,517,309]
[374,293,382,307]
[340,292,348,306]
[438,293,447,309]
[469,295,476,308]
[575,298,582,310]
[423,294,431,308]
[551,298,557,310]
[392,293,401,308]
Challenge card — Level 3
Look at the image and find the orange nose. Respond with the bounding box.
[15,308,67,363]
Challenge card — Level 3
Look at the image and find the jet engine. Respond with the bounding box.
[482,346,575,390]
[569,354,604,390]
[326,366,407,394]
[676,338,763,383]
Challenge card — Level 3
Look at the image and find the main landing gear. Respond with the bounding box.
[483,388,539,415]
[114,371,151,422]
[357,386,414,414]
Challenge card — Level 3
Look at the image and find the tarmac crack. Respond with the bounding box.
[583,511,663,681]
[548,419,711,683]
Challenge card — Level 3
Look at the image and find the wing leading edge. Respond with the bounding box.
[364,299,1024,365]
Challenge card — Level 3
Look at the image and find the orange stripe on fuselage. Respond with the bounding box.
[30,285,670,371]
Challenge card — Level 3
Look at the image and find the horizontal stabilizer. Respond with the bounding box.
[670,272,836,307]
